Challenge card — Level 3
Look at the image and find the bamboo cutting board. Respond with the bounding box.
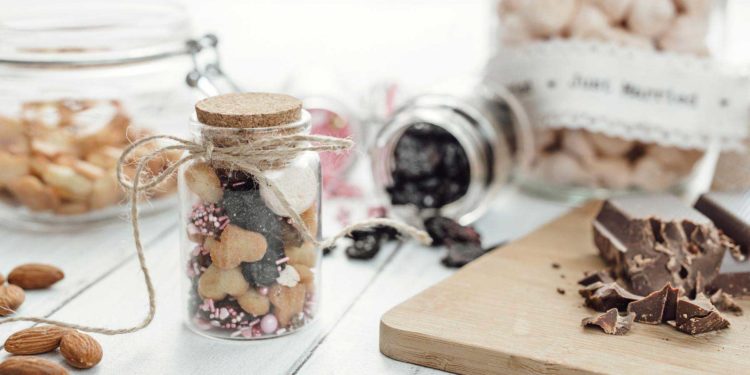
[380,202,750,375]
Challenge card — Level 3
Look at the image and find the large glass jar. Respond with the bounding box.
[486,0,748,202]
[0,1,196,230]
[180,95,321,340]
[371,85,532,225]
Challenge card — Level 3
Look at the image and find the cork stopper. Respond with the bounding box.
[195,93,302,128]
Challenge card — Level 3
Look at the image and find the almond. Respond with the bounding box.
[8,264,64,290]
[0,356,68,375]
[0,284,25,316]
[4,326,68,355]
[59,331,103,369]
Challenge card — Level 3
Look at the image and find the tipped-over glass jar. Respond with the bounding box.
[180,94,321,340]
[371,86,532,225]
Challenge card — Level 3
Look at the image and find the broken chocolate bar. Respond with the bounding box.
[594,195,733,296]
[694,191,750,296]
[581,308,635,335]
[627,284,679,324]
[675,294,730,335]
[579,282,642,312]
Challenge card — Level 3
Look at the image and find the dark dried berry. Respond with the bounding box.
[345,233,382,260]
[221,190,281,236]
[387,123,470,210]
[424,216,481,246]
[441,241,487,268]
[217,169,259,191]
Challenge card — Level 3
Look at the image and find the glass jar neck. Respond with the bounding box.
[373,94,512,224]
[189,110,312,144]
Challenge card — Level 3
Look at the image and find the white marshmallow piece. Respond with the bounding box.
[260,165,318,216]
[532,152,597,187]
[626,0,676,38]
[631,157,677,191]
[589,157,632,190]
[501,13,535,46]
[675,0,713,14]
[658,15,710,56]
[569,4,612,41]
[518,0,578,37]
[591,0,634,23]
[561,130,597,165]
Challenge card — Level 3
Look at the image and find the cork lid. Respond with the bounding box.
[195,93,302,128]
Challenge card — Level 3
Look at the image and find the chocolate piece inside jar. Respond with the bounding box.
[593,195,734,296]
[386,123,470,210]
[694,191,750,296]
[581,308,635,336]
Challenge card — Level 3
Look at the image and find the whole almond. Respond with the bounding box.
[0,356,68,375]
[8,264,64,290]
[0,284,25,316]
[4,326,68,355]
[59,331,102,369]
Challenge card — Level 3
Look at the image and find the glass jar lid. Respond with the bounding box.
[0,0,193,66]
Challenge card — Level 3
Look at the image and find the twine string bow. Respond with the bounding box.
[0,133,431,335]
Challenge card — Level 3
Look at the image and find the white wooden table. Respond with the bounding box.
[0,161,568,374]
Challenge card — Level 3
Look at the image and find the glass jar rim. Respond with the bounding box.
[0,0,192,66]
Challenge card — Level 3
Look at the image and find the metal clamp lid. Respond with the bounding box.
[185,34,241,98]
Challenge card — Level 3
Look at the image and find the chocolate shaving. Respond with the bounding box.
[582,308,634,335]
[579,282,642,312]
[710,290,743,316]
[675,294,730,335]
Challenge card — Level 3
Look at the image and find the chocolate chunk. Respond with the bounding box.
[556,287,565,295]
[627,284,674,324]
[582,308,635,335]
[694,191,750,296]
[593,195,731,296]
[579,282,642,312]
[578,270,614,286]
[710,290,743,316]
[662,284,681,322]
[675,294,730,335]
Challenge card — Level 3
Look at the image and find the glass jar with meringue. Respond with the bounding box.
[486,0,749,201]
[180,93,321,339]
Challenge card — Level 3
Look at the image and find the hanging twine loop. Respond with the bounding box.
[0,132,431,335]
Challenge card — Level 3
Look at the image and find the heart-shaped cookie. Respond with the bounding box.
[197,265,249,300]
[207,224,268,269]
[268,284,306,327]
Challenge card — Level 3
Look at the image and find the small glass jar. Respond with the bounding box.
[180,111,322,340]
[371,86,532,225]
[0,0,196,230]
[487,0,745,202]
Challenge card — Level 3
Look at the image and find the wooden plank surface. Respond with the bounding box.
[0,210,177,340]
[380,202,750,375]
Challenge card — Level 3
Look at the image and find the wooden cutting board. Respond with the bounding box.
[380,202,750,375]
